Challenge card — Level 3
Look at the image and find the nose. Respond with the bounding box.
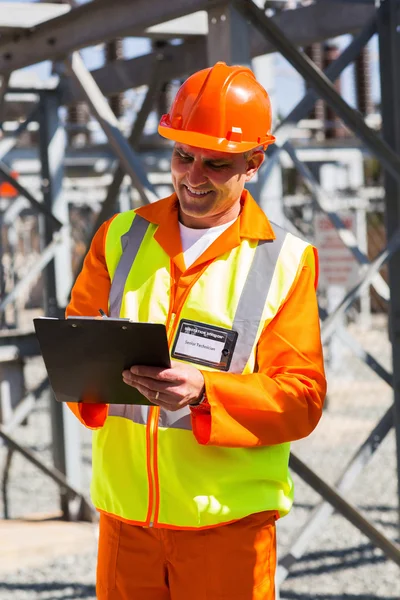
[186,160,208,188]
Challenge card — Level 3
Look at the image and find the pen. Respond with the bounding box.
[98,309,107,319]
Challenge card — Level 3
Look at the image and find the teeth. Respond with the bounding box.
[186,186,209,196]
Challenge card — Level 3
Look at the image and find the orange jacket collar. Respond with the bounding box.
[135,190,276,272]
[135,190,275,240]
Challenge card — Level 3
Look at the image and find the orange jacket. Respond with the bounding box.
[66,191,326,447]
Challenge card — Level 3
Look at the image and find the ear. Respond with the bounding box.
[244,150,265,182]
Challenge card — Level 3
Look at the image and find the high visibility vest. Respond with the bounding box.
[90,210,312,529]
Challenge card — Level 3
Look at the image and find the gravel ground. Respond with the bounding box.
[1,315,399,599]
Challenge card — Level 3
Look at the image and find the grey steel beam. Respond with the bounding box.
[333,325,392,386]
[0,208,5,328]
[0,237,59,315]
[321,226,400,345]
[259,12,378,185]
[3,375,49,436]
[38,90,83,522]
[0,330,39,357]
[71,72,163,289]
[2,446,13,519]
[0,0,226,73]
[250,1,375,57]
[60,2,376,105]
[38,91,72,311]
[61,37,207,105]
[270,216,392,386]
[0,424,94,521]
[207,4,251,66]
[318,0,376,4]
[278,404,394,583]
[0,161,62,230]
[0,106,39,161]
[3,197,29,225]
[283,141,390,302]
[234,0,400,185]
[378,0,400,528]
[0,1,70,31]
[64,52,158,205]
[0,74,10,129]
[289,451,400,566]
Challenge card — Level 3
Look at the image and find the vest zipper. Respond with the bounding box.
[147,310,177,527]
[147,257,203,526]
[146,256,214,526]
[147,406,158,527]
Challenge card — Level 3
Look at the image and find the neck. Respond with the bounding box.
[179,200,241,229]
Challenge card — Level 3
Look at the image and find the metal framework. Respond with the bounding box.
[0,0,399,586]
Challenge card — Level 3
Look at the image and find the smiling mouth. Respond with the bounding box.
[184,185,212,197]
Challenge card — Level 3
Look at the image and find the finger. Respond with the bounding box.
[129,365,166,378]
[130,382,160,404]
[123,373,181,395]
[130,365,185,383]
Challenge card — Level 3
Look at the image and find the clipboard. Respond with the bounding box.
[34,317,171,405]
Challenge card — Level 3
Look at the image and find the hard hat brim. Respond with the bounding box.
[158,125,275,154]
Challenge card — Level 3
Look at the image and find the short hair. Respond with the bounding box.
[243,146,264,160]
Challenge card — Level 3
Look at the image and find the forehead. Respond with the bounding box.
[174,143,235,161]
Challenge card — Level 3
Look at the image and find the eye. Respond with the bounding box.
[175,151,192,162]
[208,163,228,170]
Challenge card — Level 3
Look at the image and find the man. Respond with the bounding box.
[67,62,326,600]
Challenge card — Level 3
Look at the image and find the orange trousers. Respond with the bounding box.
[96,511,276,600]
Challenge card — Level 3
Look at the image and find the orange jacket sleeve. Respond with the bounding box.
[65,219,114,429]
[191,246,327,448]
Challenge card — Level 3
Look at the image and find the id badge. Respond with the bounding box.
[171,319,238,371]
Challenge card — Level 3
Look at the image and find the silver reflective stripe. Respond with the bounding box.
[229,225,287,374]
[158,406,192,430]
[108,404,191,430]
[108,404,149,425]
[109,215,150,318]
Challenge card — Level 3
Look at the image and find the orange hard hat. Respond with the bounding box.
[158,62,275,153]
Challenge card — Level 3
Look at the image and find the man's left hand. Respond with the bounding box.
[122,361,205,411]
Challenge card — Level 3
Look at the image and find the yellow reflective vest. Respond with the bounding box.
[87,205,315,529]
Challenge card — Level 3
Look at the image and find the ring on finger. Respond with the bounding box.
[155,391,160,401]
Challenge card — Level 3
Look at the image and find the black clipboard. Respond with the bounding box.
[34,317,171,405]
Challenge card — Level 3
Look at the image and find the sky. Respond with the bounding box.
[3,0,381,121]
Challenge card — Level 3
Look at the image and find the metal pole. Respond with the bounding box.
[64,52,159,205]
[234,0,400,184]
[377,0,400,529]
[38,90,82,521]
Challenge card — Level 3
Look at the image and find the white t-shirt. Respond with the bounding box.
[179,218,237,269]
